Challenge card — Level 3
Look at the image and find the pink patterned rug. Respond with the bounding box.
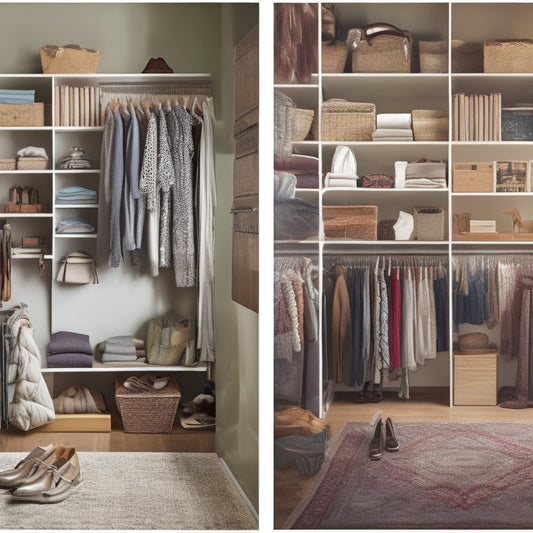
[285,421,533,529]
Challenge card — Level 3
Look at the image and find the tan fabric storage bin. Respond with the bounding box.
[322,205,378,240]
[321,99,376,141]
[40,44,99,74]
[0,103,44,127]
[321,41,349,73]
[451,40,484,73]
[0,159,16,170]
[413,206,446,240]
[412,109,448,141]
[419,41,448,73]
[233,125,258,199]
[453,351,498,405]
[452,162,494,192]
[484,40,533,73]
[17,157,47,170]
[347,26,412,73]
[115,374,181,433]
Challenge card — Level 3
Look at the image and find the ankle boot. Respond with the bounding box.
[369,418,384,460]
[385,417,399,452]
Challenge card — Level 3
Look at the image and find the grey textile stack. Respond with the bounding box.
[405,160,447,188]
[55,186,97,204]
[48,331,93,368]
[99,336,145,363]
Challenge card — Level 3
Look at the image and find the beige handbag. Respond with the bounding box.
[56,252,99,284]
[146,317,193,366]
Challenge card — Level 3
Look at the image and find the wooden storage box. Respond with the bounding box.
[453,351,498,405]
[322,205,378,240]
[484,40,533,73]
[321,99,376,141]
[17,157,47,170]
[115,374,181,433]
[5,204,42,213]
[419,41,448,73]
[0,103,44,127]
[413,206,446,240]
[452,162,494,192]
[37,413,111,432]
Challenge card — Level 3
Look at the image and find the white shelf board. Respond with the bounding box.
[0,127,52,131]
[452,192,533,196]
[0,170,51,174]
[42,363,208,373]
[54,127,103,132]
[13,254,52,260]
[2,212,52,218]
[55,204,99,209]
[54,169,100,173]
[55,233,97,238]
[322,188,449,193]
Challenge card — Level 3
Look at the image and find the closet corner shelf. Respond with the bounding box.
[55,233,97,239]
[42,362,208,373]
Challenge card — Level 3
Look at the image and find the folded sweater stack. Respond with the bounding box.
[48,331,93,368]
[56,186,97,205]
[372,113,413,142]
[100,336,146,363]
[55,217,96,234]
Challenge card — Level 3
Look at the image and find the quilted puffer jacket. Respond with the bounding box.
[7,306,55,430]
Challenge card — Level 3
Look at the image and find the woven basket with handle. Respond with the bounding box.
[321,99,376,141]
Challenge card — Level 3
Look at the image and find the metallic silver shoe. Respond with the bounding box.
[0,444,57,488]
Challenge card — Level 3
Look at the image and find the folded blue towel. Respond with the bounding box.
[0,89,35,104]
[56,217,96,234]
[56,186,97,204]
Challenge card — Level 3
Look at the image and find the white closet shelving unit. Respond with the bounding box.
[275,2,533,417]
[0,73,211,403]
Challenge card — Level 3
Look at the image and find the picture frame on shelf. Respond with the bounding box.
[494,160,530,193]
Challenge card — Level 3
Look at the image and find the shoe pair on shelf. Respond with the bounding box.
[0,444,81,503]
[369,417,399,461]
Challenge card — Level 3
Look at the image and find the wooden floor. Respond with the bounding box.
[0,409,215,453]
[274,388,533,529]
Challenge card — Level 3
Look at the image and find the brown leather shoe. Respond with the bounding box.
[0,444,57,488]
[369,419,384,460]
[385,417,399,452]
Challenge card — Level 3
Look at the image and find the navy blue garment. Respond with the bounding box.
[347,268,365,387]
[434,276,449,352]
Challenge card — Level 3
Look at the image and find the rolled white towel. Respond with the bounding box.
[394,161,408,189]
[330,145,357,176]
[394,211,414,240]
[376,113,412,130]
[324,174,358,188]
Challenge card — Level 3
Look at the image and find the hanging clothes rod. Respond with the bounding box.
[99,81,211,96]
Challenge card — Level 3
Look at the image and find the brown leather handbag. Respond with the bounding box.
[347,23,413,73]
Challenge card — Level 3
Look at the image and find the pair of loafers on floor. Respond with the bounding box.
[0,444,81,503]
[369,417,399,460]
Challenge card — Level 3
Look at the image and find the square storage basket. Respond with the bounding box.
[322,205,378,240]
[413,206,446,240]
[451,40,484,73]
[412,109,448,141]
[321,41,349,73]
[321,99,376,141]
[0,103,44,127]
[419,41,448,73]
[484,40,533,73]
[114,374,181,433]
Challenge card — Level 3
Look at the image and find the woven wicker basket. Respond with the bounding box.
[321,99,376,141]
[292,108,315,141]
[322,205,378,240]
[419,41,448,73]
[451,40,483,73]
[17,157,47,170]
[0,103,44,127]
[321,41,349,73]
[115,375,181,433]
[377,219,396,240]
[0,159,15,170]
[412,109,448,141]
[484,39,533,73]
[40,44,99,74]
[413,206,446,240]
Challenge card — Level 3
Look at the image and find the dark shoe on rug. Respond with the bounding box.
[385,417,399,452]
[369,419,384,460]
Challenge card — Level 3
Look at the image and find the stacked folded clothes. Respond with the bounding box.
[0,89,35,104]
[274,154,319,189]
[372,113,413,142]
[99,336,146,363]
[324,145,358,188]
[56,186,97,205]
[53,385,106,413]
[55,217,96,234]
[48,331,93,368]
[404,159,447,188]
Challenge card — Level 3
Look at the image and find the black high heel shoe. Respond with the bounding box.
[369,418,385,460]
[385,417,399,452]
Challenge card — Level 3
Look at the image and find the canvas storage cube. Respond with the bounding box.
[501,108,533,141]
[413,206,446,240]
[419,41,448,73]
[484,40,533,73]
[321,41,349,73]
[453,351,498,405]
[321,99,376,141]
[451,40,484,73]
[412,109,448,141]
[0,103,44,127]
[452,162,494,192]
[347,24,413,73]
[322,205,377,240]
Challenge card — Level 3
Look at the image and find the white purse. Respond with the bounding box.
[56,252,99,284]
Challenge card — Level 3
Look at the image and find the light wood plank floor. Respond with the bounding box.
[274,388,533,529]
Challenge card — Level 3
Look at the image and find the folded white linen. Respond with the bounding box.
[324,174,358,188]
[376,113,412,130]
[394,161,408,189]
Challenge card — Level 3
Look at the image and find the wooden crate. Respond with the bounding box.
[323,205,377,240]
[452,162,494,192]
[37,413,111,432]
[453,351,498,405]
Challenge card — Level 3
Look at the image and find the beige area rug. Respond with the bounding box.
[0,451,257,530]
